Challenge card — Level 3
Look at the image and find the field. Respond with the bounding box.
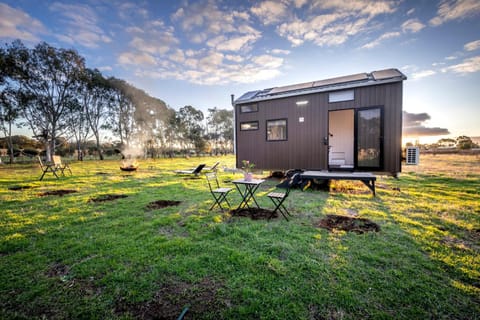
[0,154,479,319]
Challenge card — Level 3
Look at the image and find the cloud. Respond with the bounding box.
[274,0,399,47]
[172,0,260,48]
[429,0,480,26]
[49,3,112,48]
[464,39,480,51]
[118,52,157,66]
[0,3,47,42]
[403,111,450,137]
[270,49,291,55]
[251,1,289,25]
[411,69,437,80]
[401,18,425,33]
[361,31,401,49]
[361,16,426,50]
[441,56,480,74]
[116,0,286,85]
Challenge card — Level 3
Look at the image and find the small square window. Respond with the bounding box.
[267,119,287,141]
[240,104,258,113]
[240,121,259,131]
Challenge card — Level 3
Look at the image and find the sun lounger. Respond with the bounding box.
[174,164,206,176]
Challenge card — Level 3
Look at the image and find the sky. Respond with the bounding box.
[1,0,479,143]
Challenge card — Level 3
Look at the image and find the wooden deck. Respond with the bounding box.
[300,171,376,196]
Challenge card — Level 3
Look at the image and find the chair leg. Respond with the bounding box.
[209,193,230,211]
[269,197,290,221]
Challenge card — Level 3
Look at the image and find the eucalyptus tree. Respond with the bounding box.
[76,68,113,160]
[0,45,24,163]
[106,77,136,149]
[0,87,23,163]
[177,105,205,154]
[5,40,85,161]
[207,107,233,154]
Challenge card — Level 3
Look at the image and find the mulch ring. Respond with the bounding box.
[90,194,128,202]
[230,208,278,220]
[145,200,181,211]
[318,214,380,234]
[8,185,37,191]
[114,277,228,320]
[38,189,77,197]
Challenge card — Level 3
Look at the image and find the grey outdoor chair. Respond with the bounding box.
[205,172,233,211]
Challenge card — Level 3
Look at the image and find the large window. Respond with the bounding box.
[240,121,258,131]
[356,107,383,169]
[267,119,287,141]
[240,104,258,113]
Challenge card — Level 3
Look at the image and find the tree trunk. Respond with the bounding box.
[7,121,14,164]
[96,135,104,160]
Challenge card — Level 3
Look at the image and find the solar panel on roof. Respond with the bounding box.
[236,90,260,102]
[371,69,403,80]
[269,81,314,94]
[312,73,369,88]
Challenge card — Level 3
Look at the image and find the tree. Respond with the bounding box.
[78,68,112,160]
[437,138,456,147]
[106,77,136,150]
[177,105,206,154]
[207,108,233,154]
[456,135,477,150]
[0,88,23,163]
[0,45,23,163]
[5,40,85,161]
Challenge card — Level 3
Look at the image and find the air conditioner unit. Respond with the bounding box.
[406,147,419,165]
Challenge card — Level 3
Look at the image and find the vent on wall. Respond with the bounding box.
[406,147,419,165]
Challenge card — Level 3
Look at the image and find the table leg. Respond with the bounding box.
[244,184,261,208]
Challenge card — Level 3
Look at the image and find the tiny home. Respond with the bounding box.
[233,69,407,176]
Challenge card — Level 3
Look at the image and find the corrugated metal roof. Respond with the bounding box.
[234,68,406,104]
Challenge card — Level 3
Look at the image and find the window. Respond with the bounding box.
[329,90,354,103]
[240,104,258,113]
[240,121,259,131]
[267,119,287,141]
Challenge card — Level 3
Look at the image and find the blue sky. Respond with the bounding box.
[1,0,479,143]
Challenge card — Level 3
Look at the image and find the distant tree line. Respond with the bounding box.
[406,136,479,150]
[0,40,233,164]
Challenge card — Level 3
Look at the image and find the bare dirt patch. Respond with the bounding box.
[318,214,380,233]
[46,262,70,278]
[90,194,128,202]
[38,190,77,197]
[114,277,228,319]
[145,200,181,210]
[230,208,278,220]
[8,185,36,191]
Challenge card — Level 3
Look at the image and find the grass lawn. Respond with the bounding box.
[0,154,479,319]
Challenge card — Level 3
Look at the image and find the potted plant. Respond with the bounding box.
[242,160,255,181]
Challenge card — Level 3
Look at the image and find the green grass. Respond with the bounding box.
[0,154,479,319]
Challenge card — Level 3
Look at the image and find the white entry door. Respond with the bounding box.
[328,109,354,169]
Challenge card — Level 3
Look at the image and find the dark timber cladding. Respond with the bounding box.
[233,68,407,176]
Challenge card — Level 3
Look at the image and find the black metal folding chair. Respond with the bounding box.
[267,183,292,221]
[205,172,233,211]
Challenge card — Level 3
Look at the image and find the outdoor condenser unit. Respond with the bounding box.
[406,147,419,165]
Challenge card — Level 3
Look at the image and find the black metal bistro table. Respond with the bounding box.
[232,178,265,210]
